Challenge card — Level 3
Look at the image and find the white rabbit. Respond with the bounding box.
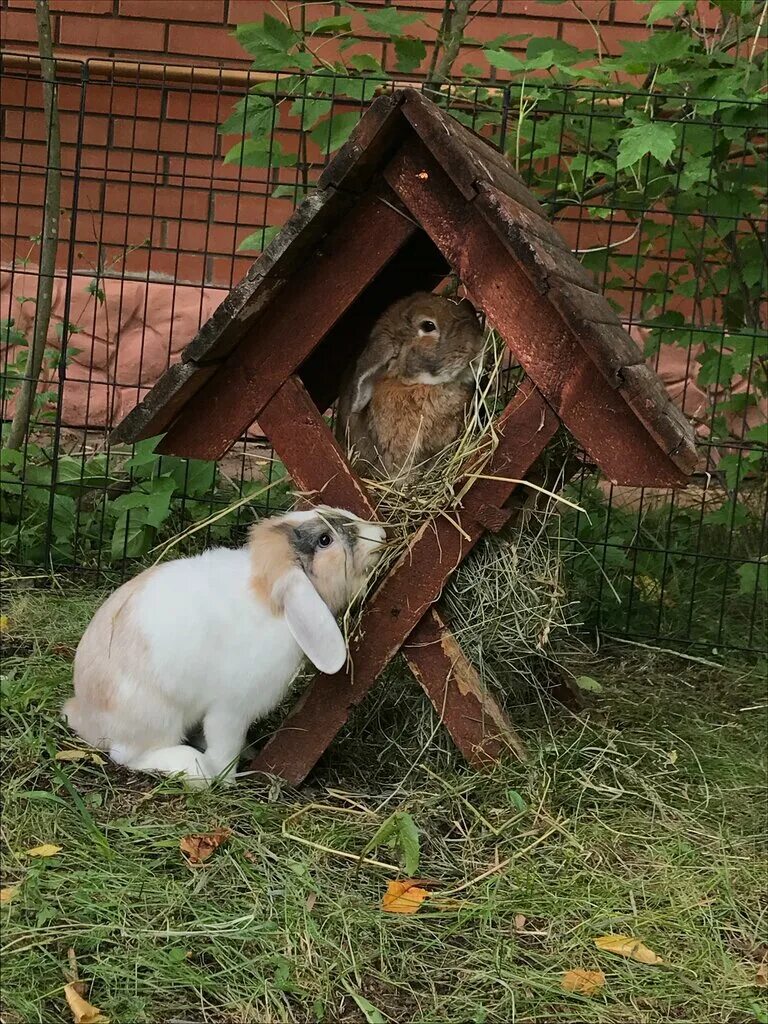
[63,507,385,785]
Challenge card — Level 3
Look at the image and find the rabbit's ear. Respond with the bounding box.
[280,568,347,674]
[349,336,394,414]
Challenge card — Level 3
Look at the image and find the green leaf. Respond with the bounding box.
[746,423,768,445]
[237,226,281,253]
[361,6,421,35]
[308,14,353,34]
[218,95,274,136]
[575,675,604,693]
[223,138,296,168]
[359,814,399,862]
[483,49,526,72]
[394,35,426,74]
[506,789,527,812]
[736,561,766,597]
[111,510,154,560]
[348,53,383,73]
[342,983,386,1024]
[616,122,678,169]
[288,96,332,130]
[647,0,683,23]
[394,811,420,876]
[310,112,359,154]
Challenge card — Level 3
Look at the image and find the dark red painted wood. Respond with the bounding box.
[382,137,687,488]
[157,189,420,461]
[251,380,557,784]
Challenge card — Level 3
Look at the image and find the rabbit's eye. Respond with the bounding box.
[317,533,333,548]
[419,320,437,333]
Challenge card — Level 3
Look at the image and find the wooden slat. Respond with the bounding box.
[109,360,216,445]
[156,188,420,460]
[404,609,528,765]
[383,135,690,487]
[400,90,543,214]
[317,92,407,194]
[251,379,557,784]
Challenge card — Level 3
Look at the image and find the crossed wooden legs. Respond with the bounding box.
[250,374,559,784]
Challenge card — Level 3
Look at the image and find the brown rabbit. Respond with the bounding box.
[336,292,485,481]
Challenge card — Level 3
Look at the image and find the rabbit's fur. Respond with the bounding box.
[336,292,485,481]
[63,508,385,785]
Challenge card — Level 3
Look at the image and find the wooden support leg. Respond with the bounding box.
[252,375,558,784]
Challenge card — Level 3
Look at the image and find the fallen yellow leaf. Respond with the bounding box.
[64,983,109,1023]
[26,844,62,858]
[0,885,20,903]
[382,879,429,914]
[561,968,606,996]
[179,828,231,866]
[0,614,8,633]
[55,749,105,765]
[595,934,663,964]
[755,962,768,988]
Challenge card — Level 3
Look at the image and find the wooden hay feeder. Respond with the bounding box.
[112,88,697,784]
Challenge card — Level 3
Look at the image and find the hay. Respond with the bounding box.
[342,332,581,695]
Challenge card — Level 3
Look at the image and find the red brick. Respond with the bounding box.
[111,116,218,155]
[212,191,294,226]
[464,13,555,44]
[165,89,227,123]
[3,108,110,148]
[227,0,288,23]
[0,9,42,43]
[207,255,251,287]
[103,181,210,221]
[59,15,166,51]
[167,22,247,60]
[120,0,225,20]
[50,0,114,12]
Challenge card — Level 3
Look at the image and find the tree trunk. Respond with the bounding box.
[5,0,61,451]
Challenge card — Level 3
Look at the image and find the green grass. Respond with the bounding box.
[1,579,767,1024]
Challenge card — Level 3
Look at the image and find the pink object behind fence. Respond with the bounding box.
[1,267,763,444]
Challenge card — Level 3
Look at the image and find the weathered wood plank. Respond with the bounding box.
[109,360,216,445]
[400,90,543,214]
[318,92,408,194]
[383,135,690,487]
[404,608,528,765]
[619,364,699,473]
[251,380,558,784]
[156,188,420,460]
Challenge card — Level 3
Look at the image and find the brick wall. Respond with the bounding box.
[2,2,659,69]
[1,1,664,294]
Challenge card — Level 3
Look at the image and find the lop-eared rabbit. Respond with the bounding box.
[64,507,385,784]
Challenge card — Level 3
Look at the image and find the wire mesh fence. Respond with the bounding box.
[1,54,765,654]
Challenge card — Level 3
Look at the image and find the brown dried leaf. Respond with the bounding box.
[755,962,768,988]
[0,885,20,903]
[514,913,527,932]
[594,934,664,964]
[55,749,105,765]
[305,891,317,913]
[26,843,62,858]
[179,828,231,866]
[64,983,109,1023]
[561,969,606,996]
[382,879,429,915]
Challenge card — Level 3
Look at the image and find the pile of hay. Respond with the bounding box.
[343,332,581,695]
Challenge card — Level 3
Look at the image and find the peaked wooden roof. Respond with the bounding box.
[112,87,697,486]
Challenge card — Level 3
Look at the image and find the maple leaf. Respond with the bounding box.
[382,879,429,914]
[561,968,606,996]
[64,983,109,1023]
[595,934,664,964]
[179,828,231,866]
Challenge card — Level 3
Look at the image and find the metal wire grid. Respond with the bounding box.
[0,55,765,653]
